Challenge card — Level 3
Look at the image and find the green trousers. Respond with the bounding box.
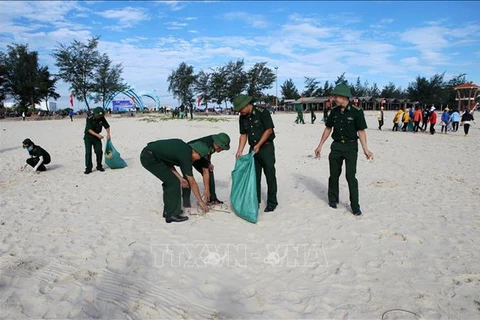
[295,112,305,124]
[140,148,181,218]
[251,143,278,208]
[182,161,218,206]
[84,137,103,170]
[328,141,360,212]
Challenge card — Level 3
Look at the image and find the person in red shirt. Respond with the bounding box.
[428,106,437,135]
[413,105,423,133]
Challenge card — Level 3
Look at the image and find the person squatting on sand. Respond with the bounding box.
[182,132,231,208]
[84,107,111,174]
[314,84,374,216]
[140,139,210,223]
[233,95,278,213]
[21,138,51,173]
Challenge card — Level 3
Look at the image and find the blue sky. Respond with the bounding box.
[1,1,479,110]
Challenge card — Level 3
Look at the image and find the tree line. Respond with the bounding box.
[0,36,128,112]
[282,72,471,108]
[0,35,475,113]
[167,62,472,109]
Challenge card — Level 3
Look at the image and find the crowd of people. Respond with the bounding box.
[378,104,476,136]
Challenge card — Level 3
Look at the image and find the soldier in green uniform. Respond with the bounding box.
[233,95,278,212]
[295,104,305,124]
[310,105,316,124]
[140,139,210,223]
[314,84,374,216]
[84,107,111,174]
[182,132,231,207]
[21,138,51,172]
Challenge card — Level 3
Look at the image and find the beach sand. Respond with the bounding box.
[0,111,479,319]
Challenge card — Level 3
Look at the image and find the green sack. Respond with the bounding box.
[104,139,127,169]
[230,152,258,223]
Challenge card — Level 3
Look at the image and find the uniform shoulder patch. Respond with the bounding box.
[256,106,265,112]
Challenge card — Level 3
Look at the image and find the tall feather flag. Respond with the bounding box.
[197,94,203,106]
[69,93,74,107]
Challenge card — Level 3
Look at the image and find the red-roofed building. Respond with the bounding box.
[454,82,480,111]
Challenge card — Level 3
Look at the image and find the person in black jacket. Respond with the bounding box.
[461,109,475,136]
[21,139,51,172]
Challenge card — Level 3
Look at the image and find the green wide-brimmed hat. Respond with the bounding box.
[189,141,210,157]
[330,84,353,98]
[233,95,253,112]
[93,107,105,116]
[212,132,230,150]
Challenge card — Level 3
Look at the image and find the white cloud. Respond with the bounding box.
[185,17,197,21]
[159,0,185,12]
[222,11,269,28]
[164,21,188,30]
[97,7,150,30]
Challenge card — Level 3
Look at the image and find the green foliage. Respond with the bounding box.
[52,36,102,110]
[302,77,321,97]
[246,62,276,99]
[281,78,300,99]
[167,62,196,107]
[37,66,60,111]
[93,53,129,109]
[380,82,406,99]
[0,44,58,112]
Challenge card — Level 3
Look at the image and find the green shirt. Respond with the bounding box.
[84,116,110,139]
[188,135,215,169]
[239,106,275,147]
[146,139,194,176]
[326,103,367,141]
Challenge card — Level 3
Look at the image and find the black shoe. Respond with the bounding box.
[352,210,362,216]
[97,167,105,172]
[163,210,183,218]
[183,203,191,208]
[84,169,92,174]
[328,201,337,209]
[264,205,276,212]
[166,215,189,223]
[207,199,224,205]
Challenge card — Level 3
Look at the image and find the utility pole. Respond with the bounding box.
[274,66,278,109]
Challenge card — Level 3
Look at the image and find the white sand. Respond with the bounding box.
[0,111,479,319]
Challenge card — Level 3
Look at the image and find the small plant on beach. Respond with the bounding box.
[139,116,230,123]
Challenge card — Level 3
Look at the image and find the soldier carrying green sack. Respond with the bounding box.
[233,95,278,213]
[84,107,111,174]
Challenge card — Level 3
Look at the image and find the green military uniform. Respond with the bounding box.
[325,103,367,213]
[295,104,305,124]
[238,104,278,209]
[182,135,219,206]
[140,139,201,218]
[310,105,316,124]
[84,107,110,172]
